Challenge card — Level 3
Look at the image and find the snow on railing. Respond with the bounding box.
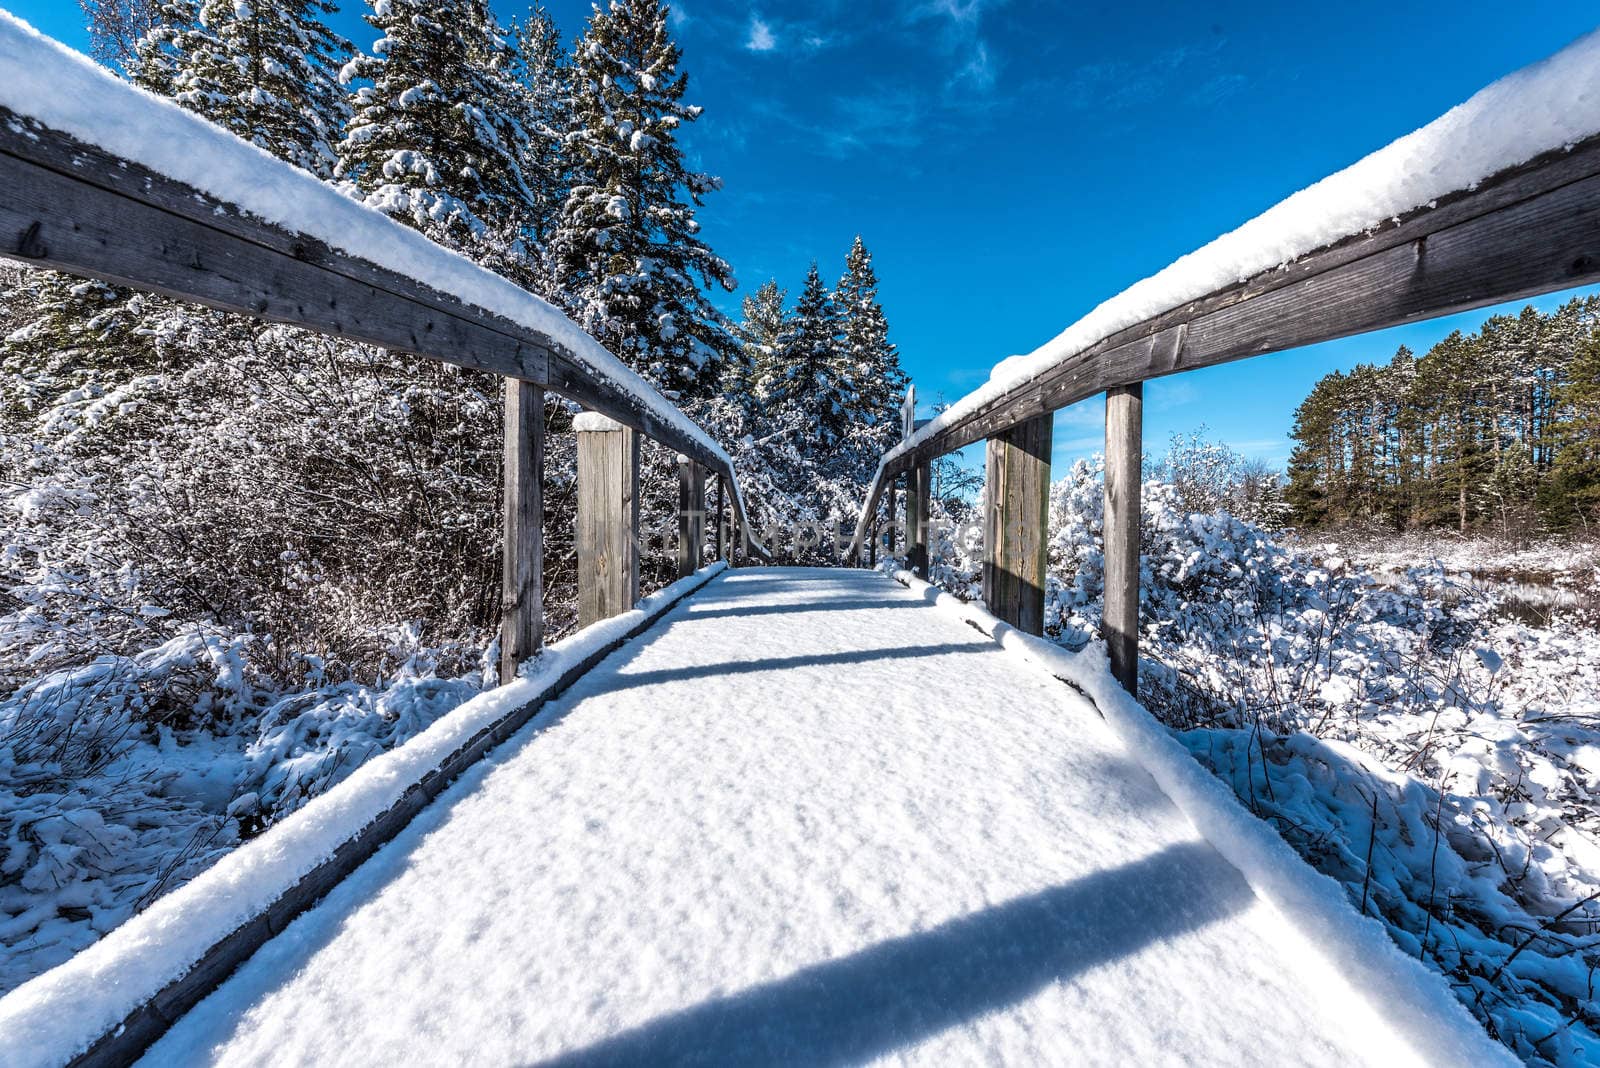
[0,10,766,560]
[852,27,1600,566]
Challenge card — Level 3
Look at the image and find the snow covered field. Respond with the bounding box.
[9,568,1487,1067]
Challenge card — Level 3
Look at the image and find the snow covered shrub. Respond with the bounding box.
[927,456,1600,1064]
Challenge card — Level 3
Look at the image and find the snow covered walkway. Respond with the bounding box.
[138,569,1446,1065]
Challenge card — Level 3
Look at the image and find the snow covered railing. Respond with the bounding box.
[853,29,1600,689]
[0,13,768,680]
[0,564,729,1068]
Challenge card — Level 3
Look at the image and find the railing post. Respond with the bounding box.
[907,459,932,576]
[1104,384,1143,694]
[886,476,898,554]
[575,412,639,627]
[677,458,705,579]
[982,412,1052,635]
[500,379,544,683]
[714,474,726,562]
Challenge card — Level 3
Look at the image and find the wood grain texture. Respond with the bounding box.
[1103,385,1142,695]
[0,109,761,516]
[982,413,1052,635]
[907,461,932,577]
[500,380,545,682]
[848,133,1600,561]
[577,420,639,627]
[677,461,706,579]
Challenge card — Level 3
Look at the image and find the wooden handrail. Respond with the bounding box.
[0,107,767,563]
[849,132,1600,562]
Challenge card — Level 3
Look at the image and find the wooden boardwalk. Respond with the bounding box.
[136,570,1407,1066]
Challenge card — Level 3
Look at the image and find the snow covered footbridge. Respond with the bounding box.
[0,568,1507,1066]
[3,9,1600,1066]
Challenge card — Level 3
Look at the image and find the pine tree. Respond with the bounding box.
[552,0,735,399]
[137,0,351,179]
[337,0,535,269]
[735,279,786,402]
[512,6,573,248]
[834,236,905,430]
[1543,334,1600,530]
[772,263,847,447]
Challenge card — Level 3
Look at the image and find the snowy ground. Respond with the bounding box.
[921,474,1600,1064]
[133,568,1490,1066]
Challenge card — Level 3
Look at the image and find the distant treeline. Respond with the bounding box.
[1286,296,1600,535]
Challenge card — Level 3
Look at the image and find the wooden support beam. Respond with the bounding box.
[982,412,1052,635]
[1103,384,1142,695]
[576,413,639,627]
[677,459,705,579]
[848,132,1600,563]
[0,109,776,544]
[499,380,545,682]
[714,475,726,562]
[886,478,898,553]
[907,460,932,577]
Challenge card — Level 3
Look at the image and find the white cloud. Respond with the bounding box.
[746,15,776,52]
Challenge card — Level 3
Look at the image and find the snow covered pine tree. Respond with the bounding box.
[552,0,736,400]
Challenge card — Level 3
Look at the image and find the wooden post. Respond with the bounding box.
[500,379,544,683]
[677,458,705,579]
[907,459,932,576]
[886,477,898,553]
[1104,384,1143,694]
[714,475,726,562]
[983,412,1052,635]
[576,412,639,627]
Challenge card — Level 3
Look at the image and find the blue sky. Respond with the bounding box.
[11,0,1600,471]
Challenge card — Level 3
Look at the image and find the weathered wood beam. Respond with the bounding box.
[576,415,639,627]
[890,135,1600,470]
[677,459,705,579]
[499,380,544,683]
[982,413,1052,635]
[714,475,725,562]
[1103,385,1142,694]
[0,109,746,494]
[907,461,932,577]
[848,134,1600,562]
[886,478,898,553]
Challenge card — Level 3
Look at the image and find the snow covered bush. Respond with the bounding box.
[923,456,1600,1064]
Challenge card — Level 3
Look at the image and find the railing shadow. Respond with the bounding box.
[534,840,1251,1067]
[678,598,925,622]
[606,643,990,692]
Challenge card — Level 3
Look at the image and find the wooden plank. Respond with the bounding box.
[0,109,752,504]
[886,478,898,552]
[677,460,705,579]
[982,413,1052,635]
[907,461,932,577]
[500,380,544,682]
[576,417,639,626]
[714,475,725,562]
[67,565,726,1068]
[847,133,1600,560]
[1103,385,1142,695]
[889,139,1600,469]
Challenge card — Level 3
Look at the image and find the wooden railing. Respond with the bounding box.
[853,132,1600,693]
[0,107,768,683]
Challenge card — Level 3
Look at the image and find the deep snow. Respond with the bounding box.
[110,569,1501,1066]
[0,565,726,1066]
